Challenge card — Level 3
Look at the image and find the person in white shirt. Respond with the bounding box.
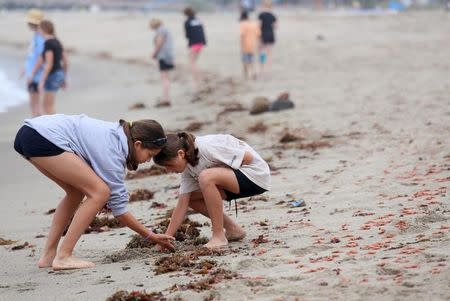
[154,132,271,249]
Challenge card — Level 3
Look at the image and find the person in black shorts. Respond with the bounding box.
[150,18,175,107]
[258,0,277,74]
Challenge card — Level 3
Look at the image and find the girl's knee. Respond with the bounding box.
[91,184,110,203]
[198,169,214,187]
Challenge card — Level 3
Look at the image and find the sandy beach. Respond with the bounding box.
[0,8,449,301]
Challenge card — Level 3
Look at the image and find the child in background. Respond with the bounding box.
[21,9,45,117]
[258,0,277,74]
[239,11,261,79]
[28,20,68,115]
[183,6,207,90]
[154,132,270,249]
[150,18,175,107]
[14,114,174,270]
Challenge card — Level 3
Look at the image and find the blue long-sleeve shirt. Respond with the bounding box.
[24,114,129,217]
[25,32,45,83]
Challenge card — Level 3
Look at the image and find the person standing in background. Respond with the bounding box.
[183,7,207,90]
[239,11,261,79]
[21,9,45,116]
[28,20,68,115]
[150,18,175,108]
[258,0,277,75]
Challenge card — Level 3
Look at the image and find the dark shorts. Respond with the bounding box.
[261,31,275,45]
[27,82,38,93]
[159,59,174,71]
[14,125,65,160]
[224,169,267,201]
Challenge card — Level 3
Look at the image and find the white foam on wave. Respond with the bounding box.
[0,69,28,113]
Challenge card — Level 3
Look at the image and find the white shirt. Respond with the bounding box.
[179,134,270,195]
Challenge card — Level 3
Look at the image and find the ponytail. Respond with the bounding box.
[120,118,166,171]
[120,119,138,171]
[177,132,199,166]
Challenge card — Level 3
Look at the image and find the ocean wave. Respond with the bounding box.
[0,69,28,113]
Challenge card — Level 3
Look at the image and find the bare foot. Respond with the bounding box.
[226,225,246,242]
[204,237,228,249]
[52,256,95,270]
[38,250,56,268]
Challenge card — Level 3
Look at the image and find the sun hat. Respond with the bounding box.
[26,9,44,25]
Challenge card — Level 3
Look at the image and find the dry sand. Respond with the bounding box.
[0,9,449,301]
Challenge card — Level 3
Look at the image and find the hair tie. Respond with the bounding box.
[129,121,133,128]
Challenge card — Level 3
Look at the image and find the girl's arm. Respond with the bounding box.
[152,34,165,58]
[61,50,69,88]
[165,193,191,236]
[38,50,53,91]
[116,212,175,250]
[28,55,44,83]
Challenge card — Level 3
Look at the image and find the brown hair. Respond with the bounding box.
[39,19,55,35]
[183,6,195,18]
[154,132,199,167]
[120,119,166,171]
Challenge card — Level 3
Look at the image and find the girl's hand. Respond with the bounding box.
[26,77,33,85]
[148,232,175,251]
[38,80,45,92]
[61,80,67,90]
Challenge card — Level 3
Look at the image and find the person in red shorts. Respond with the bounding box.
[183,6,207,89]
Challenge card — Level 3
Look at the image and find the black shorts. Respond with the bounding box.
[261,31,275,45]
[27,82,38,93]
[14,125,65,160]
[159,59,174,71]
[224,169,267,201]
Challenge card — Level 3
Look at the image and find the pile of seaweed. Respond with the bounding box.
[126,217,208,249]
[126,165,167,180]
[106,290,183,301]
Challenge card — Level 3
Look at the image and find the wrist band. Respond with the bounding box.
[145,229,153,240]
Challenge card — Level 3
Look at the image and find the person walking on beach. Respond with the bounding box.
[183,6,207,90]
[28,20,68,115]
[21,9,45,117]
[154,132,270,249]
[239,11,261,79]
[258,0,277,74]
[14,114,174,270]
[150,18,174,107]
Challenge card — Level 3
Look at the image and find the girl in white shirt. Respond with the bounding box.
[154,132,270,249]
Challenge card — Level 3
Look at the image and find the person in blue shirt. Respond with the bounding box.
[21,9,45,116]
[28,20,69,115]
[14,114,175,270]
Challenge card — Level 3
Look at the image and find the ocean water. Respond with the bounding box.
[0,58,28,113]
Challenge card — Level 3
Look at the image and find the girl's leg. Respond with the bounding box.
[265,45,273,73]
[31,152,110,270]
[43,91,56,115]
[161,71,170,103]
[198,167,240,248]
[29,91,41,117]
[30,160,84,268]
[189,49,201,89]
[189,191,246,241]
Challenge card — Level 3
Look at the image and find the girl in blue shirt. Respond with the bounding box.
[14,114,174,270]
